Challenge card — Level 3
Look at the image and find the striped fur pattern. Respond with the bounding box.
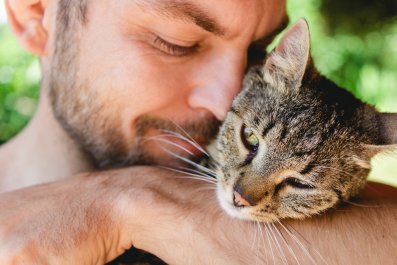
[214,19,396,222]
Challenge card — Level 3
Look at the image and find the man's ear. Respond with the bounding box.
[5,0,49,56]
[264,18,311,86]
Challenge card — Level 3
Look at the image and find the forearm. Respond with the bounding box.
[0,168,164,264]
[127,171,397,265]
[288,196,397,264]
[1,166,395,265]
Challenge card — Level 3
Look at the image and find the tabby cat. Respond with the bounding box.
[108,19,397,265]
[214,19,397,223]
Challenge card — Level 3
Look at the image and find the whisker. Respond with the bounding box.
[267,223,288,265]
[160,147,217,176]
[276,220,317,265]
[176,165,217,179]
[177,176,217,185]
[163,119,210,156]
[261,222,276,265]
[160,166,217,185]
[142,136,196,156]
[271,222,301,265]
[250,222,257,250]
[257,221,269,265]
[282,221,329,265]
[250,222,260,265]
[344,201,381,208]
[159,129,209,157]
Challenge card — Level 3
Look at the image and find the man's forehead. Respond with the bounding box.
[130,0,287,45]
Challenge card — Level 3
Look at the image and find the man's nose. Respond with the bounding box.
[188,51,245,120]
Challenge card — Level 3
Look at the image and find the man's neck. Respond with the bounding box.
[0,91,95,193]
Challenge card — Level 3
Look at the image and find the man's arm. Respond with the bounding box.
[1,167,396,264]
[126,171,397,265]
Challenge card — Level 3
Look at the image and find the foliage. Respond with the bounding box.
[284,0,397,113]
[0,25,40,144]
[283,0,397,186]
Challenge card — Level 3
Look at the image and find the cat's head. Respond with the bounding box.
[215,19,397,222]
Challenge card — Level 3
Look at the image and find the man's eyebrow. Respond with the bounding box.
[136,0,226,36]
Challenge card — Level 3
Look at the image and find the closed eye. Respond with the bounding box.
[274,177,315,194]
[284,177,315,189]
[153,36,199,57]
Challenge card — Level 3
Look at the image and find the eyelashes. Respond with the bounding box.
[284,177,315,189]
[274,177,315,195]
[153,36,199,57]
[152,36,268,60]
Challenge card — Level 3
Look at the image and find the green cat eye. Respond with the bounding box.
[241,125,259,152]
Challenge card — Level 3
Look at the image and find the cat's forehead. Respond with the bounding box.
[233,69,319,122]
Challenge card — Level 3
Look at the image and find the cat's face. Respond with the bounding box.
[215,74,371,222]
[215,19,375,222]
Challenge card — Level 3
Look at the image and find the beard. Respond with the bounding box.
[46,16,220,169]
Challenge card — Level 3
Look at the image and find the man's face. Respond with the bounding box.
[46,0,286,168]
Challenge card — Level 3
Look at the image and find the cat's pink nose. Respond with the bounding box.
[233,190,252,207]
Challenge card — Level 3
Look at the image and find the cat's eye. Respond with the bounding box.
[241,125,259,152]
[285,177,314,189]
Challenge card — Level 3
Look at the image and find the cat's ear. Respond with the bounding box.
[377,113,397,145]
[361,144,397,162]
[264,18,310,86]
[355,113,397,168]
[354,144,397,169]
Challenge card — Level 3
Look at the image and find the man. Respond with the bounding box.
[1,0,396,264]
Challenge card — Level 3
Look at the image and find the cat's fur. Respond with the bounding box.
[214,19,397,222]
[108,19,397,265]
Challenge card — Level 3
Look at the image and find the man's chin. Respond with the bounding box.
[88,115,218,169]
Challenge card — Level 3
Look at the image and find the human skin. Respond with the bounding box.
[0,0,396,264]
[1,168,396,264]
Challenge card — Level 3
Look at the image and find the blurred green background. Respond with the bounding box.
[0,0,396,186]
